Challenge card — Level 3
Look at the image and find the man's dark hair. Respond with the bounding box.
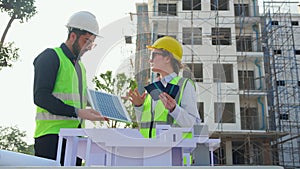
[67,28,92,39]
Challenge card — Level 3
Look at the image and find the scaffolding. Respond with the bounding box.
[263,1,300,168]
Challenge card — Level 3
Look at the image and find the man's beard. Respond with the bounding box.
[72,40,81,58]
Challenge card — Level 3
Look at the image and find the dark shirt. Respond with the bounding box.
[33,43,81,117]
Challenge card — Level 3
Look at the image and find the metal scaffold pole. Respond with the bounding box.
[262,1,300,168]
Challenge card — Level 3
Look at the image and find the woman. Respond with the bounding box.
[128,36,200,138]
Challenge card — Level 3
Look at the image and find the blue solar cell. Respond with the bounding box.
[87,89,131,123]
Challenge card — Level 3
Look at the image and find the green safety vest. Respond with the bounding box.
[139,76,194,138]
[34,47,87,138]
[140,76,195,165]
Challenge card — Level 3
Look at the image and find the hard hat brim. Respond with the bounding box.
[146,45,181,62]
[66,25,103,38]
[146,45,156,50]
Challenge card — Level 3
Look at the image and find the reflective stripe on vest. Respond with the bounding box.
[140,77,194,138]
[34,47,87,138]
[53,93,82,102]
[36,113,78,120]
[53,93,87,106]
[139,121,180,128]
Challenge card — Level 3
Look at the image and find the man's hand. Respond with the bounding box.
[77,108,109,121]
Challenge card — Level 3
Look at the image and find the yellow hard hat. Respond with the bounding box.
[147,36,183,62]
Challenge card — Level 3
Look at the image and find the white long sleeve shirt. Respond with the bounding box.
[135,72,201,127]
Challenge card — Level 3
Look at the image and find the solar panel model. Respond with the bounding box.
[87,89,132,123]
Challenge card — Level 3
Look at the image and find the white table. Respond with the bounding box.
[56,127,220,166]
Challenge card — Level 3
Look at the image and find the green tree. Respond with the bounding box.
[92,70,138,128]
[0,125,34,155]
[0,0,37,69]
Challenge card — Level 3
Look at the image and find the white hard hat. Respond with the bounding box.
[66,11,99,36]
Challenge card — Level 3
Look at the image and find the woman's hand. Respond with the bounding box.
[159,92,176,112]
[125,88,147,107]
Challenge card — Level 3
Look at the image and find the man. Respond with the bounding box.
[33,11,108,165]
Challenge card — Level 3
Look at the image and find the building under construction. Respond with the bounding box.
[133,0,300,168]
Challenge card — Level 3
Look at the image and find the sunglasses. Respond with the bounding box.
[84,38,97,49]
[151,52,164,60]
[151,49,172,60]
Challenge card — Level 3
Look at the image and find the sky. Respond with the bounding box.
[0,0,145,144]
